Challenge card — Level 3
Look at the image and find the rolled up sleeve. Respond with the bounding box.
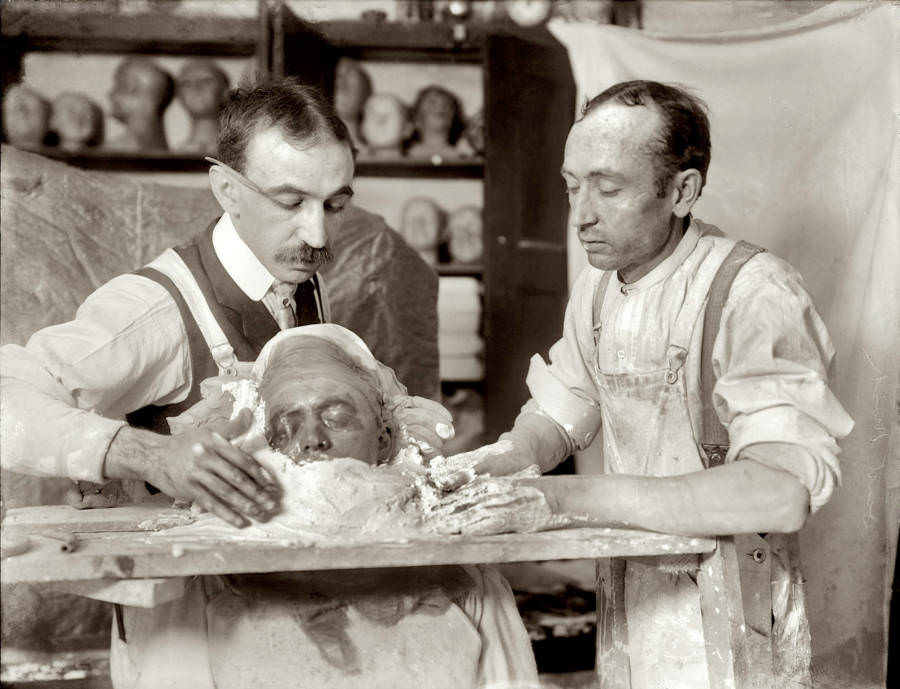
[0,275,191,482]
[713,256,854,510]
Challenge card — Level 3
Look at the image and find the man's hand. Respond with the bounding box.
[104,409,281,528]
[429,438,522,491]
[388,395,455,457]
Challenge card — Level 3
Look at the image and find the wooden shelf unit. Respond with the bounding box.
[270,3,576,439]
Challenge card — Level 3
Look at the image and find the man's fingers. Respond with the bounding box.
[408,396,453,422]
[192,440,279,513]
[221,408,253,440]
[193,485,249,529]
[196,471,272,522]
[205,432,280,495]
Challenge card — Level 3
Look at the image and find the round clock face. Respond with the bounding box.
[505,0,552,27]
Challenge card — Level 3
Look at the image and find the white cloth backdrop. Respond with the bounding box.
[549,2,899,685]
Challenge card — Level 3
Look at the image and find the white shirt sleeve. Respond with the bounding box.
[1,274,193,482]
[713,254,854,511]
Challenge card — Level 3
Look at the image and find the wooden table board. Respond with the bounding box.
[1,504,716,584]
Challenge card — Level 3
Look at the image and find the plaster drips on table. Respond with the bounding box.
[161,379,570,544]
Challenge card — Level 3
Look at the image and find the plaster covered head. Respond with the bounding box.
[2,84,51,147]
[109,57,175,120]
[210,78,356,284]
[177,59,229,119]
[51,92,104,150]
[563,80,708,280]
[252,325,407,466]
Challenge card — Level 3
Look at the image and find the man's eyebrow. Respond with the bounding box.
[560,167,626,182]
[263,183,355,199]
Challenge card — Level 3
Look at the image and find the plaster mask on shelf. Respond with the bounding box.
[107,57,174,151]
[176,59,229,153]
[2,84,51,148]
[400,197,445,263]
[361,93,410,156]
[51,92,104,151]
[334,58,372,144]
[447,205,484,264]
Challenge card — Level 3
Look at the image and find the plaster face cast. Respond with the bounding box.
[446,205,484,264]
[51,92,103,151]
[333,58,372,145]
[399,196,443,263]
[2,84,51,147]
[260,337,391,466]
[107,57,174,151]
[360,93,409,156]
[408,85,464,158]
[176,60,229,153]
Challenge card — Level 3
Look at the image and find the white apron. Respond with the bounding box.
[592,272,714,689]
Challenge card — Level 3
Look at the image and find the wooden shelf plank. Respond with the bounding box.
[1,8,259,55]
[435,263,483,276]
[9,145,211,172]
[355,156,484,179]
[313,20,486,62]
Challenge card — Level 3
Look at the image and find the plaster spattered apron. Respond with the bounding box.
[592,271,713,689]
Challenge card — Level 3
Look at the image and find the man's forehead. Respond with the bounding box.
[244,125,353,185]
[564,102,662,174]
[574,102,661,145]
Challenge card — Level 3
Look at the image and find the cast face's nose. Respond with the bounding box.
[296,423,332,457]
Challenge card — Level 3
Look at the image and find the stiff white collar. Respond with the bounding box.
[211,213,277,301]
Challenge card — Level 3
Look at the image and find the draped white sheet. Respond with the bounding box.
[549,2,899,684]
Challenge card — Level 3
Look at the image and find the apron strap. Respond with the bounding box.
[591,270,616,343]
[699,240,766,467]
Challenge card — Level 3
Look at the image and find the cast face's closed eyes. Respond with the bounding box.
[264,378,383,465]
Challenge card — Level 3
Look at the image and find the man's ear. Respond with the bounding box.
[671,168,703,219]
[208,166,241,218]
[376,424,394,465]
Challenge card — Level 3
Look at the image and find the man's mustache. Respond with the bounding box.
[274,243,333,266]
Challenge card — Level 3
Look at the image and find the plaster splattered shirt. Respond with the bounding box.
[540,218,852,510]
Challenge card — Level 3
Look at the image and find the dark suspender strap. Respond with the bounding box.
[700,240,766,468]
[136,266,213,392]
[125,267,216,436]
[173,243,258,362]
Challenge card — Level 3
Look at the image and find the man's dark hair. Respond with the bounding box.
[582,80,711,197]
[217,77,355,172]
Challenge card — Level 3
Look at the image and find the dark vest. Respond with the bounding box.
[126,221,324,434]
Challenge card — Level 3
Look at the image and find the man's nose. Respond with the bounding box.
[293,203,328,249]
[570,188,598,230]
